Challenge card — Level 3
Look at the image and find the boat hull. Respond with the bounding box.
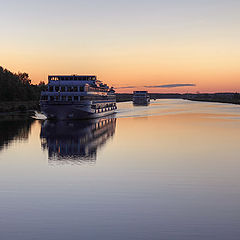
[133,99,150,105]
[40,102,116,120]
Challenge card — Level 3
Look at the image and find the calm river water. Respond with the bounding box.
[1,99,240,240]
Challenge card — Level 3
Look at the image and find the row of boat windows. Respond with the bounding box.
[47,86,109,93]
[91,103,116,109]
[94,106,117,113]
[48,86,85,92]
[41,96,83,101]
[82,95,116,100]
[49,76,96,81]
[41,95,116,101]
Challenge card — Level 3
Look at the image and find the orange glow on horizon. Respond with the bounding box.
[1,20,240,94]
[1,0,240,93]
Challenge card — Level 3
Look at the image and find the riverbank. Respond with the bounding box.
[0,101,39,114]
[1,93,239,115]
[183,93,240,105]
[0,94,181,114]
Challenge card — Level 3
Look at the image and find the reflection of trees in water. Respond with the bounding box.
[0,117,34,151]
[40,118,116,165]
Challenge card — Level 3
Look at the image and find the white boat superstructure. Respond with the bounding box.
[40,75,117,120]
[133,91,150,105]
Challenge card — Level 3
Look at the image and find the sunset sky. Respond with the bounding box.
[1,0,240,93]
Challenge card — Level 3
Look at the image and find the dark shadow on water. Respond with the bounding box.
[40,118,116,165]
[0,116,34,151]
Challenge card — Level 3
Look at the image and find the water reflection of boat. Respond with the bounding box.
[40,118,116,164]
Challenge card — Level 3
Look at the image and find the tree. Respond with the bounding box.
[0,66,44,101]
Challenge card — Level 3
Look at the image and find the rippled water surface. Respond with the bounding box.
[1,99,240,240]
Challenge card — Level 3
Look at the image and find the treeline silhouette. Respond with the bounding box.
[0,66,46,101]
[183,92,240,104]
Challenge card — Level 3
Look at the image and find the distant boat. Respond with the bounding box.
[133,91,150,105]
[40,75,117,120]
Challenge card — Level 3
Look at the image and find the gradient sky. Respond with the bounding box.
[1,0,240,93]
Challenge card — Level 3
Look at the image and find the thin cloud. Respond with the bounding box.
[115,86,137,89]
[144,84,196,88]
[115,84,196,89]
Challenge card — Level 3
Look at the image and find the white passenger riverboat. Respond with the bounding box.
[40,75,117,120]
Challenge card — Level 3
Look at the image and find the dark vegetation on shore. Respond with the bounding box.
[183,93,240,105]
[0,66,46,112]
[0,101,40,114]
[0,67,46,101]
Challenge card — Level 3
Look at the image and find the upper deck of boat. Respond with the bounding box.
[49,75,97,82]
